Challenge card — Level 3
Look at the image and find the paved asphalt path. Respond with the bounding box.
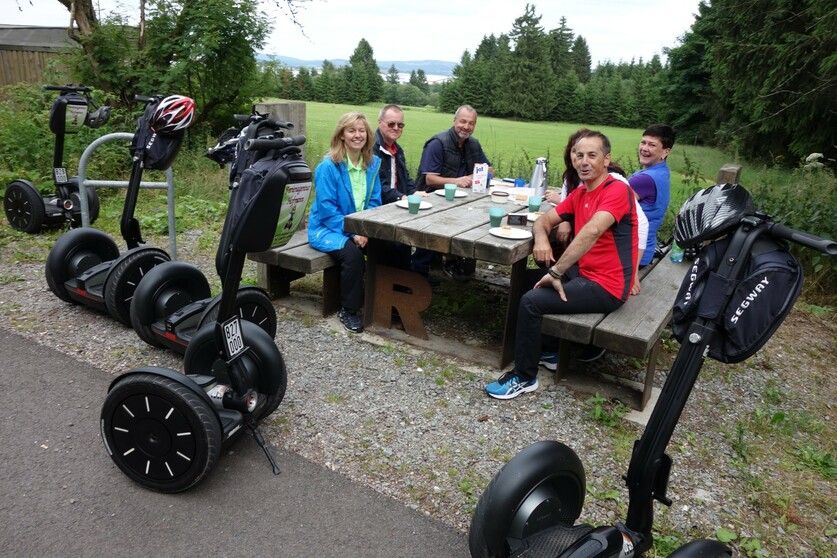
[0,328,468,557]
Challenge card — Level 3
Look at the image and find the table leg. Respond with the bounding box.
[500,258,528,368]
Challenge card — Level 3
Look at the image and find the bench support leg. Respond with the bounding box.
[556,341,572,381]
[371,265,432,339]
[257,263,303,299]
[641,339,660,411]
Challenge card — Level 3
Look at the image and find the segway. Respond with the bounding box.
[100,122,312,492]
[128,115,287,354]
[4,84,110,233]
[44,94,194,326]
[468,183,836,557]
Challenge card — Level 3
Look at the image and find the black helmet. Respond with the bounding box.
[674,183,754,247]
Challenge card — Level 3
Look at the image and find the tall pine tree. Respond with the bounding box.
[495,4,558,120]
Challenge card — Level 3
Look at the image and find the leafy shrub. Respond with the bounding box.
[747,158,837,305]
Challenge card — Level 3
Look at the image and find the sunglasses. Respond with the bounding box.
[385,121,405,129]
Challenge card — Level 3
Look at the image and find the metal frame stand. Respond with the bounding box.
[76,132,178,258]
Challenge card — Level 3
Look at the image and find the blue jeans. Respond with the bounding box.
[514,267,623,381]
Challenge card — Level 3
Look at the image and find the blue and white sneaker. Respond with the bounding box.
[485,372,538,400]
[539,352,558,371]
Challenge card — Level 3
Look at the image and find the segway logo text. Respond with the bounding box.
[683,262,700,304]
[730,277,770,324]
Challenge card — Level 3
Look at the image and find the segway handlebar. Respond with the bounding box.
[44,84,93,93]
[244,135,306,151]
[135,95,160,104]
[768,223,837,255]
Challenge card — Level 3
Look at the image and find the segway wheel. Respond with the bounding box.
[469,440,587,558]
[69,185,100,227]
[104,248,171,326]
[129,262,211,347]
[4,180,45,233]
[100,372,222,493]
[45,227,119,302]
[184,320,287,421]
[196,286,278,339]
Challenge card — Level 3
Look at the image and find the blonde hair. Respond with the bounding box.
[326,112,374,167]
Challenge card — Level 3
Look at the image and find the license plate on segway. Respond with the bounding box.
[221,316,245,360]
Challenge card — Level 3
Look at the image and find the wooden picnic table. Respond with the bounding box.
[343,189,539,367]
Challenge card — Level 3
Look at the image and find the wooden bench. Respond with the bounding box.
[541,254,687,410]
[247,230,340,317]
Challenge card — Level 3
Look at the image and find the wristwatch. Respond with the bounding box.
[548,267,563,280]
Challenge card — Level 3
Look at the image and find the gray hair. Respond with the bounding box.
[454,105,477,120]
[378,104,403,121]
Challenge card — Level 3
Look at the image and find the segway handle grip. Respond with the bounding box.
[244,135,306,151]
[769,223,837,255]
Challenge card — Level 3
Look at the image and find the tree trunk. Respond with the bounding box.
[57,0,98,37]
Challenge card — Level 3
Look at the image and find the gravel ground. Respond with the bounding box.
[0,229,834,557]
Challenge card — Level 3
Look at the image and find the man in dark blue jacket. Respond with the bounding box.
[373,104,417,204]
[373,105,433,283]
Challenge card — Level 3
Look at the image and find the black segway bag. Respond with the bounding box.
[672,236,803,363]
[129,98,187,171]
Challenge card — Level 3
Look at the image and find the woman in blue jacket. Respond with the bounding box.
[308,112,382,333]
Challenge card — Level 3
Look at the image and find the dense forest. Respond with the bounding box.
[56,0,836,166]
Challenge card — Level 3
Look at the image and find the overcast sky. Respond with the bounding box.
[9,0,702,66]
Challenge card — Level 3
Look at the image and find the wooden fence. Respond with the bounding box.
[1,49,70,87]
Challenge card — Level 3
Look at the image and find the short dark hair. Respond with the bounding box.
[643,124,676,150]
[575,130,612,156]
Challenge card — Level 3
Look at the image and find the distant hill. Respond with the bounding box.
[258,54,457,77]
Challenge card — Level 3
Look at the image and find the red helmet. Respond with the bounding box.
[151,95,195,134]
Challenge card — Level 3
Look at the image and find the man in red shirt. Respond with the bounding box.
[486,131,638,399]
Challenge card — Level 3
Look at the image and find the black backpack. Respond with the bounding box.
[672,236,803,363]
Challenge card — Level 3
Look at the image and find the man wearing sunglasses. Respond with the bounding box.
[373,104,436,284]
[373,104,417,204]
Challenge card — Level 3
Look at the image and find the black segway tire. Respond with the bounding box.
[4,180,45,233]
[69,184,100,227]
[184,320,287,421]
[668,539,732,557]
[196,286,278,339]
[100,372,222,493]
[129,262,211,347]
[469,440,587,558]
[45,227,119,302]
[103,248,171,326]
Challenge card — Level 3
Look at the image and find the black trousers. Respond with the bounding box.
[333,240,411,313]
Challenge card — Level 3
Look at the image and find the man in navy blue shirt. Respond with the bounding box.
[414,105,491,279]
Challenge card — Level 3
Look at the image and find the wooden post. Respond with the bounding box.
[253,101,307,160]
[716,163,742,184]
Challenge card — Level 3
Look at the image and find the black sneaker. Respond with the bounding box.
[339,308,363,333]
[443,260,472,282]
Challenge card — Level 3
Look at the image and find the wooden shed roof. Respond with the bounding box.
[0,25,78,53]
